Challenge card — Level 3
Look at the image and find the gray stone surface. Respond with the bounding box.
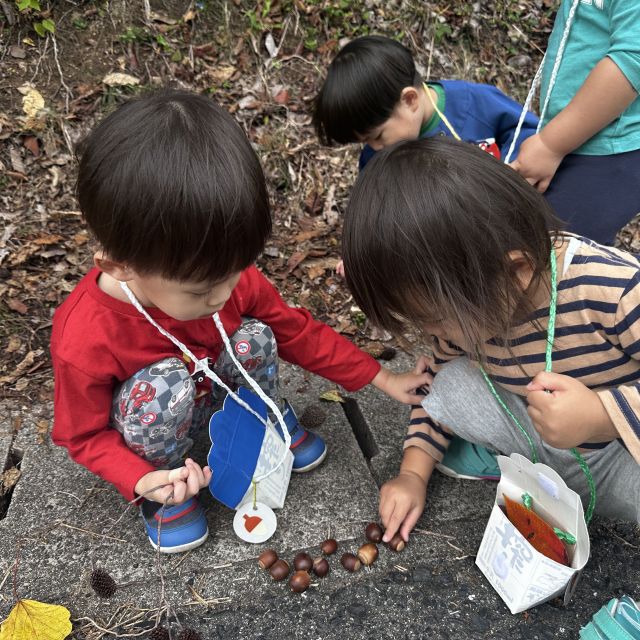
[0,357,638,639]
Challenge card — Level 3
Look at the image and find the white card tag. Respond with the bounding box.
[233,501,278,544]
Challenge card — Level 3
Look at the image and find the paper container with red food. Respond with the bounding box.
[475,453,590,614]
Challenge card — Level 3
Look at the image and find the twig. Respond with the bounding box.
[50,35,73,113]
[413,528,456,540]
[59,522,127,542]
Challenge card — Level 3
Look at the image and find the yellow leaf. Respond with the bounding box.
[0,599,72,640]
[319,389,345,403]
[22,89,45,120]
[102,72,140,87]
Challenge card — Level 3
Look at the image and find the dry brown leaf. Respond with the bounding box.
[208,64,236,83]
[0,467,21,495]
[7,298,28,314]
[36,419,50,443]
[5,336,22,353]
[102,72,140,87]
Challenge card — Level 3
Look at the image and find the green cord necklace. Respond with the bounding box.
[479,246,596,525]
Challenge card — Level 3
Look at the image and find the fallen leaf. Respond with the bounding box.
[9,46,26,59]
[238,95,260,110]
[0,599,72,639]
[102,72,140,87]
[7,298,28,315]
[36,419,50,443]
[319,389,345,403]
[22,135,40,157]
[5,336,22,353]
[208,64,236,83]
[273,89,289,105]
[0,467,21,495]
[285,250,307,274]
[20,86,46,130]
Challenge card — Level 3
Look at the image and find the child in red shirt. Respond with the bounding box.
[51,90,429,553]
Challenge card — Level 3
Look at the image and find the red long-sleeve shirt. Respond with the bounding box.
[51,266,380,500]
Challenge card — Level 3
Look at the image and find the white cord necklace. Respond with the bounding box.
[504,0,580,164]
[119,281,291,483]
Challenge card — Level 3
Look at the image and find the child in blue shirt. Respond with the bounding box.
[511,0,640,246]
[313,35,539,170]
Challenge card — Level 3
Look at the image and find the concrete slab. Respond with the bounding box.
[0,356,638,639]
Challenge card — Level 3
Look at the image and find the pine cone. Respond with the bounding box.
[89,568,117,598]
[177,630,202,640]
[148,627,170,640]
[299,404,327,429]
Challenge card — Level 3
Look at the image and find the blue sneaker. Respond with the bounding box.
[436,436,501,481]
[141,496,208,553]
[277,400,327,473]
[580,595,640,639]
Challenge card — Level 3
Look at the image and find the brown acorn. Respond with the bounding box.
[357,542,379,566]
[312,557,330,578]
[320,538,338,555]
[365,522,383,543]
[258,549,278,570]
[386,533,406,552]
[289,570,311,593]
[89,568,117,598]
[340,552,361,572]
[148,627,170,640]
[293,551,313,572]
[177,630,202,640]
[269,559,290,581]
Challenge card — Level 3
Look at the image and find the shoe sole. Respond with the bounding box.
[292,446,328,473]
[148,530,209,554]
[436,463,500,482]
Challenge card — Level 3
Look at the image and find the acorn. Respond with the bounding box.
[89,568,117,599]
[289,570,311,593]
[299,404,327,429]
[148,626,170,640]
[312,557,330,578]
[365,522,383,543]
[320,538,338,555]
[340,552,361,572]
[357,542,379,566]
[293,551,313,572]
[269,559,290,581]
[177,630,202,640]
[386,533,406,552]
[258,549,278,570]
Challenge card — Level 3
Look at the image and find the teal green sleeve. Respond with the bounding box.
[607,0,640,94]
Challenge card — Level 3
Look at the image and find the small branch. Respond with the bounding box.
[50,35,73,113]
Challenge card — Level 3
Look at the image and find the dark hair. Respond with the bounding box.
[76,90,271,282]
[313,36,421,145]
[342,137,562,353]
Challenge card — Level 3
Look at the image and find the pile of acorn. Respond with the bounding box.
[257,522,406,593]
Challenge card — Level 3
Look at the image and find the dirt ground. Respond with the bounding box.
[1,0,639,404]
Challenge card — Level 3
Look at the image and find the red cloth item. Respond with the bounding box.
[51,266,380,500]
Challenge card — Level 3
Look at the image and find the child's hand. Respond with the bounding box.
[134,458,212,505]
[379,471,427,543]
[509,133,565,194]
[526,372,618,448]
[336,259,345,278]
[371,365,433,405]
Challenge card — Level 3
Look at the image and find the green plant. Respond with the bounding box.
[15,0,55,37]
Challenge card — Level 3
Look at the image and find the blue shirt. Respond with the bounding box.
[360,79,539,169]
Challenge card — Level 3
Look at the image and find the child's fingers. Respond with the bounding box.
[185,459,205,485]
[202,466,213,485]
[185,467,202,497]
[171,479,187,504]
[405,391,430,405]
[399,505,422,542]
[167,466,188,483]
[414,355,432,375]
[382,503,408,544]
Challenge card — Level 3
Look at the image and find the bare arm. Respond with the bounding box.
[511,57,638,192]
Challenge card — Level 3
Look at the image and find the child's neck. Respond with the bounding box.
[97,271,150,306]
[523,236,570,315]
[420,84,439,129]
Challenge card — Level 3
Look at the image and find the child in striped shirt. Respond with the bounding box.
[342,137,640,543]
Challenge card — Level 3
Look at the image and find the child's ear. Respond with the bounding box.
[93,250,134,282]
[400,86,421,112]
[507,250,534,290]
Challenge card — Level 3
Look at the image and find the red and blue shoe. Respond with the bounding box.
[141,496,209,553]
[278,400,327,473]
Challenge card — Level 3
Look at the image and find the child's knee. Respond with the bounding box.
[111,357,196,464]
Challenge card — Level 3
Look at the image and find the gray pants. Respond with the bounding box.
[424,358,640,522]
